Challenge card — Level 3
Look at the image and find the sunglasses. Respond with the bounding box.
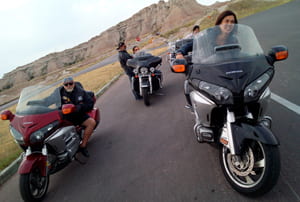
[64,82,74,87]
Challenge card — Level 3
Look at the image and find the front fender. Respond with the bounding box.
[231,122,279,155]
[18,153,47,176]
[141,78,150,88]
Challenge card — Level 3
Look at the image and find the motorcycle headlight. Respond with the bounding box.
[244,71,272,102]
[140,67,148,74]
[199,81,233,104]
[150,67,155,73]
[30,121,59,144]
[10,126,24,145]
[133,69,138,74]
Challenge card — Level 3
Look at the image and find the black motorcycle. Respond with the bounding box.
[127,51,163,106]
[172,24,288,196]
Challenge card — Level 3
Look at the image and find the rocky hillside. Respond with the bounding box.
[0,0,222,93]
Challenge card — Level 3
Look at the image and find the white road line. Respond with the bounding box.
[271,93,300,115]
[281,174,300,201]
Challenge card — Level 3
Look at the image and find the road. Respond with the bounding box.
[1,0,300,201]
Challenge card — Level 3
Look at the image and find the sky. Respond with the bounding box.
[0,0,228,78]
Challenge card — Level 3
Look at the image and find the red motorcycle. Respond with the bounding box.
[1,84,100,202]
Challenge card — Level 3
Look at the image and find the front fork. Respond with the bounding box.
[220,109,238,155]
[139,74,152,96]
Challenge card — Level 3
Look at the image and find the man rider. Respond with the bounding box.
[60,77,96,157]
[117,42,142,100]
[176,25,200,59]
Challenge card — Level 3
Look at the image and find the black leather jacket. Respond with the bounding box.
[118,50,133,74]
[59,84,94,113]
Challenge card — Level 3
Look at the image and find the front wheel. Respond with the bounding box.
[142,88,150,106]
[220,141,280,196]
[19,168,49,202]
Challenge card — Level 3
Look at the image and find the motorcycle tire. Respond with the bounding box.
[142,88,150,106]
[19,168,49,202]
[220,140,280,196]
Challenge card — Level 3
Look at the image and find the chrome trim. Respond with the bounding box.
[25,147,32,156]
[190,90,216,127]
[220,109,237,153]
[42,145,48,156]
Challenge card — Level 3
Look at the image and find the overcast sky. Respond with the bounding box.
[0,0,228,78]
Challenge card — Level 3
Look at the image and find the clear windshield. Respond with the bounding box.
[133,50,152,57]
[16,84,61,115]
[192,24,264,64]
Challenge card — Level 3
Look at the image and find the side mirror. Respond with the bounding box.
[1,110,15,121]
[62,104,76,115]
[171,59,187,73]
[268,45,288,63]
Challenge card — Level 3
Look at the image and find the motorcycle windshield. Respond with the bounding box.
[127,51,162,68]
[16,84,61,115]
[192,24,264,65]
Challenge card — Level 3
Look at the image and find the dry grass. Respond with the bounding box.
[0,105,21,171]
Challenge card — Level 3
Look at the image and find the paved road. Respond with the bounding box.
[1,0,300,201]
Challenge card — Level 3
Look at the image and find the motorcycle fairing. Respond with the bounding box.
[189,55,273,95]
[11,111,62,146]
[127,54,162,68]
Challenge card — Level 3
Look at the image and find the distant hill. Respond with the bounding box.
[0,0,223,92]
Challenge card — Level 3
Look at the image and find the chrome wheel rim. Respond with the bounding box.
[222,141,266,188]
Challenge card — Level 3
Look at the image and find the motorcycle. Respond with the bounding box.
[168,38,193,70]
[1,83,100,201]
[127,51,163,106]
[171,24,288,196]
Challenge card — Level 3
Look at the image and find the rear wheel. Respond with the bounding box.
[142,88,150,106]
[220,141,280,196]
[19,168,49,202]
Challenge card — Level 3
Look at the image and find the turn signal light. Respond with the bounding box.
[62,108,72,114]
[220,138,228,145]
[172,64,185,73]
[62,104,76,114]
[275,50,288,60]
[0,110,14,121]
[1,114,8,120]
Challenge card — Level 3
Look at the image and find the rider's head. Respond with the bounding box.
[63,77,75,92]
[192,25,200,34]
[116,42,126,51]
[132,45,140,54]
[215,10,238,26]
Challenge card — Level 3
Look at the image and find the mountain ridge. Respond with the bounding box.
[0,0,224,92]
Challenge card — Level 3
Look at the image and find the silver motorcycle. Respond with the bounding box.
[172,24,288,196]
